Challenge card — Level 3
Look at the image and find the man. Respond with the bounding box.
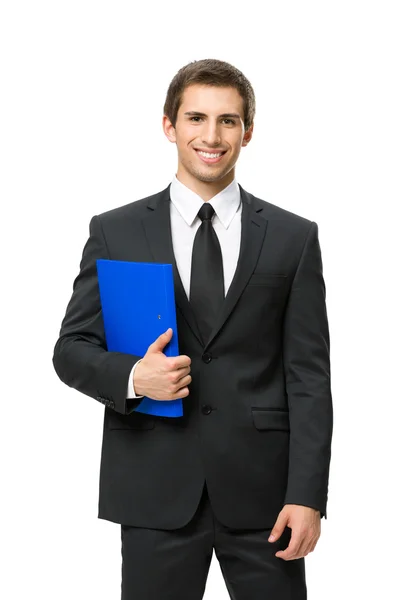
[53,58,333,599]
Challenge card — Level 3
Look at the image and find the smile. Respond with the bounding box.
[194,149,227,164]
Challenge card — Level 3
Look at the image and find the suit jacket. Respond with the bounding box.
[52,183,333,529]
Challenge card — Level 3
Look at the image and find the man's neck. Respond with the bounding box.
[175,169,235,202]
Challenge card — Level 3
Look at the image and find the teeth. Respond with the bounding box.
[197,151,223,159]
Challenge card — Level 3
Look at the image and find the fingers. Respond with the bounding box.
[173,366,191,381]
[169,355,192,369]
[166,369,191,399]
[173,386,190,398]
[274,530,303,561]
[149,328,173,352]
[275,531,320,561]
[169,369,191,386]
[268,511,289,543]
[170,376,192,393]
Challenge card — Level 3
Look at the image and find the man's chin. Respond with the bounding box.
[187,165,230,184]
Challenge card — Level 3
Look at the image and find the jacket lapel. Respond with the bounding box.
[141,183,268,350]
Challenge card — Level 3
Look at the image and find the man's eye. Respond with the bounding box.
[189,117,235,124]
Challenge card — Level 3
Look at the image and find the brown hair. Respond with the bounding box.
[163,58,256,132]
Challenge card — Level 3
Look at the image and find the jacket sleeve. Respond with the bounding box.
[282,221,333,518]
[52,214,144,415]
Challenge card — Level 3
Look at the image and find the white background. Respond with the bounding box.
[1,1,406,598]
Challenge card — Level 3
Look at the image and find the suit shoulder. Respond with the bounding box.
[94,188,164,225]
[250,192,315,229]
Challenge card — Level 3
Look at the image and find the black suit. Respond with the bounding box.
[53,183,333,534]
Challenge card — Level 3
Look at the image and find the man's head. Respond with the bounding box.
[163,59,255,196]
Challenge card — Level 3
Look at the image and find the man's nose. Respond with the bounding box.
[201,122,222,146]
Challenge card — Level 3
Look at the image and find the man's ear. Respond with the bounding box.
[242,122,254,147]
[163,114,176,143]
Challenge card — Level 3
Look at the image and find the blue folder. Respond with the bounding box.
[96,259,183,417]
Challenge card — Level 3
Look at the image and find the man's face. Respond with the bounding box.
[163,84,253,184]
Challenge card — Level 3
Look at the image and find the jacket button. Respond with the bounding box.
[109,401,115,409]
[202,352,212,363]
[201,405,212,415]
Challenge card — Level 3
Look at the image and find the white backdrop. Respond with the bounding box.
[1,1,406,598]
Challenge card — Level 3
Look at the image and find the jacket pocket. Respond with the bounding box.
[251,408,290,431]
[107,411,156,430]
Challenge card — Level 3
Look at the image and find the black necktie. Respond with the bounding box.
[190,203,225,346]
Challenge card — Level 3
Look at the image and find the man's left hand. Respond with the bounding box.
[268,504,321,560]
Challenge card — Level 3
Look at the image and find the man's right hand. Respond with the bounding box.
[133,328,192,400]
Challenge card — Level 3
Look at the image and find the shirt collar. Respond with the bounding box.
[169,174,241,229]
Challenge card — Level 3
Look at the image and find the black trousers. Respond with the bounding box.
[121,482,306,600]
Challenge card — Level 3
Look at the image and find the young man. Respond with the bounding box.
[53,58,333,600]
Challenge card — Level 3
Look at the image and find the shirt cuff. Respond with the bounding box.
[127,359,144,399]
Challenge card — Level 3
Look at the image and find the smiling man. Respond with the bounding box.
[53,58,333,600]
[165,84,250,199]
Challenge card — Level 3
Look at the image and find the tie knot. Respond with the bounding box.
[197,203,215,222]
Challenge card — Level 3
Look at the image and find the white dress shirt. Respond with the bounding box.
[127,173,242,399]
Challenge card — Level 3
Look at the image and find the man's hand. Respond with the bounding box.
[133,328,192,400]
[268,504,321,560]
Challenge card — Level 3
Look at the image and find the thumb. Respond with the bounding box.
[268,511,289,543]
[149,328,172,353]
